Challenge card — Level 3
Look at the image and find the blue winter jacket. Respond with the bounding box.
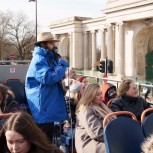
[25,47,68,123]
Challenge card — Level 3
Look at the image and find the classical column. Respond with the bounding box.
[83,31,89,70]
[107,24,113,61]
[100,29,106,60]
[118,22,125,77]
[68,32,73,67]
[72,31,83,69]
[91,30,97,71]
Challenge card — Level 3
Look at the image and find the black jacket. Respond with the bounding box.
[0,93,20,129]
[109,95,151,121]
[1,93,19,113]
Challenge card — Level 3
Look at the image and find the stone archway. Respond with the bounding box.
[134,26,153,79]
[148,35,153,52]
[60,36,70,58]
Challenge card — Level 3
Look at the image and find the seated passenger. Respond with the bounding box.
[109,78,151,121]
[62,68,77,91]
[0,84,19,113]
[101,82,117,105]
[0,111,63,153]
[65,80,84,129]
[75,83,116,153]
[77,76,88,86]
[65,67,76,80]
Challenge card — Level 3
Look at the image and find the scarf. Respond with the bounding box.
[92,103,116,125]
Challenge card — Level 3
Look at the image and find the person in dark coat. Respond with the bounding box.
[0,84,19,113]
[0,84,20,129]
[101,82,117,105]
[109,78,151,121]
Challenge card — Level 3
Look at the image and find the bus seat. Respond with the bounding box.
[4,78,28,111]
[103,111,144,153]
[141,107,153,138]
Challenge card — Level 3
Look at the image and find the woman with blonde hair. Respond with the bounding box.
[0,111,63,153]
[75,83,115,153]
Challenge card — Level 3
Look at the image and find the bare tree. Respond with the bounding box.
[7,11,35,59]
[0,11,13,59]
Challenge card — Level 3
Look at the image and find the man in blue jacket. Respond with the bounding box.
[25,32,68,142]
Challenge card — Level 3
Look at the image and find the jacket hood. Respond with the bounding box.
[102,83,116,103]
[34,46,48,56]
[34,46,61,62]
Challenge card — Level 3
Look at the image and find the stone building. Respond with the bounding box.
[49,0,153,80]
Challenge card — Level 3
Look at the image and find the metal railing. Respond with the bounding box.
[77,74,153,101]
[0,60,31,65]
[0,60,153,100]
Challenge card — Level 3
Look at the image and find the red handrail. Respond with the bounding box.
[103,111,137,128]
[4,78,22,83]
[141,107,153,122]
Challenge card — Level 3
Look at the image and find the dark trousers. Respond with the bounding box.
[37,122,54,143]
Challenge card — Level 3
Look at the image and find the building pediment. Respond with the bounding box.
[103,0,153,22]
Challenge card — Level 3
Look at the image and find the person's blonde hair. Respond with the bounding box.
[118,78,134,96]
[76,83,100,112]
[74,92,82,105]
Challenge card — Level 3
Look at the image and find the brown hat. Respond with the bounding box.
[35,32,59,44]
